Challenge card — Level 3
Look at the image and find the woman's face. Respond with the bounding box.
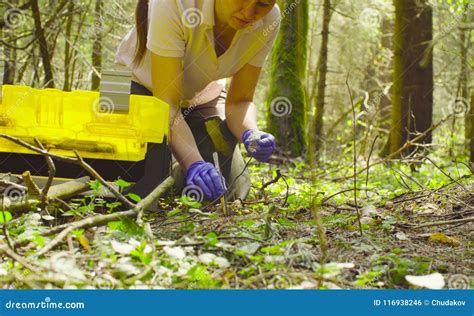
[221,0,277,30]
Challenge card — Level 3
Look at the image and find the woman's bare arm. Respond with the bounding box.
[225,63,262,140]
[150,53,203,169]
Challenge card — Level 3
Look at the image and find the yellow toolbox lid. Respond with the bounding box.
[0,85,169,162]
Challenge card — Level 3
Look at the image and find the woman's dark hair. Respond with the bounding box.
[133,0,149,66]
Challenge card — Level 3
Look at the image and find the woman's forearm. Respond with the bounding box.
[150,54,201,170]
[225,101,258,141]
[168,105,203,170]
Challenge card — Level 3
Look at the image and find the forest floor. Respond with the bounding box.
[0,151,473,289]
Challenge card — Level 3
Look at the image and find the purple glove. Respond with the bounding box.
[186,161,226,200]
[241,129,276,162]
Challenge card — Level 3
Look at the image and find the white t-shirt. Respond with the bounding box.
[115,0,281,107]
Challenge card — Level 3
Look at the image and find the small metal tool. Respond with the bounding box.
[213,152,228,216]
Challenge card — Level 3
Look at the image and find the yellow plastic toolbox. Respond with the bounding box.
[0,84,169,161]
[0,80,172,198]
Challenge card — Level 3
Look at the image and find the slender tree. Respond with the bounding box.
[470,90,474,164]
[459,3,470,144]
[1,0,17,85]
[310,0,332,163]
[31,0,54,88]
[63,1,75,91]
[266,0,308,157]
[91,0,103,91]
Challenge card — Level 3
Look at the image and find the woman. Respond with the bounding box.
[115,0,280,201]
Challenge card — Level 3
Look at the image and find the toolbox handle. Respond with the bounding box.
[99,69,132,113]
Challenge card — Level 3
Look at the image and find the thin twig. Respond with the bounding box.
[0,180,26,191]
[412,217,474,229]
[365,135,379,199]
[260,169,282,191]
[49,197,73,211]
[73,150,135,209]
[213,152,228,217]
[34,138,56,201]
[321,187,375,204]
[0,134,76,163]
[279,173,290,207]
[241,271,317,289]
[346,75,363,236]
[424,157,466,190]
[332,115,453,181]
[0,245,42,274]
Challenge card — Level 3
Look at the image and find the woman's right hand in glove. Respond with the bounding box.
[185,161,226,201]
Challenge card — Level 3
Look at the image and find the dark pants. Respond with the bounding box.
[130,81,249,200]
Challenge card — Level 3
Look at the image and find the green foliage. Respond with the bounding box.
[355,268,384,287]
[322,213,357,230]
[0,211,12,223]
[380,216,397,231]
[126,193,141,203]
[204,232,219,247]
[115,179,132,191]
[167,208,182,217]
[179,195,202,209]
[108,218,143,236]
[369,250,431,287]
[89,180,101,191]
[131,240,152,265]
[186,264,220,288]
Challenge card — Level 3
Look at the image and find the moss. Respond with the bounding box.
[266,0,308,157]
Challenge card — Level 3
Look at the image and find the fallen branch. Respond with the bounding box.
[0,180,26,191]
[2,198,40,213]
[136,175,175,224]
[412,217,474,229]
[37,209,138,256]
[22,171,41,197]
[0,133,176,256]
[2,177,91,213]
[0,244,42,274]
[47,176,91,199]
[0,134,135,209]
[37,176,176,256]
[136,174,175,212]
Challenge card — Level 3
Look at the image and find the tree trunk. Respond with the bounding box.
[459,3,470,145]
[378,16,393,129]
[266,0,308,157]
[389,0,433,156]
[2,0,18,85]
[63,1,74,91]
[30,0,54,88]
[91,0,103,91]
[310,0,332,163]
[470,90,474,164]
